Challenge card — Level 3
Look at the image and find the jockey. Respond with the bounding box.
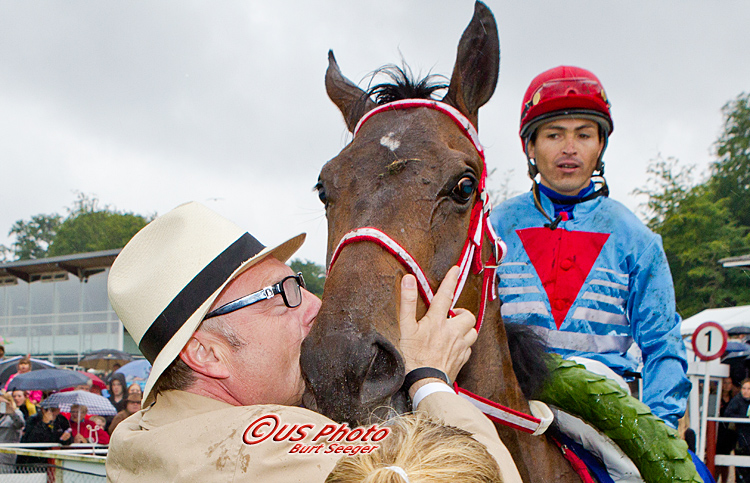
[490,66,691,429]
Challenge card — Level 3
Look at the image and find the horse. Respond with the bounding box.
[299,3,584,482]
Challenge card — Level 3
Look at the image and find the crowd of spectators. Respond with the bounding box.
[0,350,143,470]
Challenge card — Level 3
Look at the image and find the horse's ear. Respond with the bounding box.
[326,50,377,133]
[442,1,500,128]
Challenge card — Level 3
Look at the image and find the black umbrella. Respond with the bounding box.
[722,350,750,363]
[79,349,133,372]
[728,326,750,336]
[0,356,55,387]
[7,368,89,392]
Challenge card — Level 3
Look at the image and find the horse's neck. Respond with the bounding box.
[456,276,530,413]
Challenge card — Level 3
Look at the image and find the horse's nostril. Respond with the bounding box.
[360,339,404,406]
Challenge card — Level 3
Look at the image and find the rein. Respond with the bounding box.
[327,99,552,436]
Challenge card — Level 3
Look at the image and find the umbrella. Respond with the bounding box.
[78,371,107,391]
[722,349,750,363]
[726,341,750,353]
[114,359,151,389]
[79,349,133,372]
[0,356,55,386]
[7,368,90,392]
[41,390,117,416]
[728,326,750,336]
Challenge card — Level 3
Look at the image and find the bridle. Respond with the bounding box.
[325,99,552,436]
[328,99,506,333]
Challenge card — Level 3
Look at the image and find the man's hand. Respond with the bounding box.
[398,266,477,384]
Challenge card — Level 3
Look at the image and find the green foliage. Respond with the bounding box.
[5,213,62,260]
[635,93,750,318]
[289,259,326,298]
[657,189,750,316]
[2,193,150,261]
[540,356,703,483]
[710,92,750,227]
[48,211,148,256]
[632,155,695,230]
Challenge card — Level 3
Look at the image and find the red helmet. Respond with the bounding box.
[519,66,613,177]
[520,66,613,145]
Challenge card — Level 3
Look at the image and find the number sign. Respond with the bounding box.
[691,321,728,361]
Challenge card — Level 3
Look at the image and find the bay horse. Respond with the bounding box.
[300,3,582,482]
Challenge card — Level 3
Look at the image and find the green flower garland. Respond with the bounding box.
[538,356,702,483]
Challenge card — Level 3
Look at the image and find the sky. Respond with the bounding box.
[0,1,748,266]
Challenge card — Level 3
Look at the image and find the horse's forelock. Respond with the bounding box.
[366,64,448,105]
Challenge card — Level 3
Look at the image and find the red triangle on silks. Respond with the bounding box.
[517,227,610,329]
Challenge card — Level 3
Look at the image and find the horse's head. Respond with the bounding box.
[300,2,500,425]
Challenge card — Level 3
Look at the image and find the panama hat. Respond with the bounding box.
[107,201,304,403]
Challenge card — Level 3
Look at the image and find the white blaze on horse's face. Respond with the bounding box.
[380,132,401,152]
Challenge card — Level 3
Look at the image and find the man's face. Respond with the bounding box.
[742,382,750,400]
[70,405,86,422]
[208,257,320,407]
[529,118,604,196]
[126,400,141,414]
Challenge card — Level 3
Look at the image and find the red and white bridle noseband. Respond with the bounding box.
[325,99,552,436]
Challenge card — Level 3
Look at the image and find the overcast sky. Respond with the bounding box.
[1,1,748,265]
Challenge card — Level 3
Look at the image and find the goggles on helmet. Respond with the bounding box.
[521,78,608,124]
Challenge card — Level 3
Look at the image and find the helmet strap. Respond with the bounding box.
[524,137,539,179]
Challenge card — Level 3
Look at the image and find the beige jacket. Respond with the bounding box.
[106,390,521,482]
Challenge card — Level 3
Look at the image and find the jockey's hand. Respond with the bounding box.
[398,265,477,387]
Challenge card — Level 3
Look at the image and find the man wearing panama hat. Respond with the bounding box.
[105,202,521,482]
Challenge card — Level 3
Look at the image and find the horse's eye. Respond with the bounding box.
[314,182,328,205]
[451,176,477,203]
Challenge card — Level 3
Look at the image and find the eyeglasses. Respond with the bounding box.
[204,273,306,319]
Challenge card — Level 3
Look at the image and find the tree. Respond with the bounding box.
[635,154,750,318]
[710,92,750,227]
[289,259,325,298]
[48,210,149,256]
[1,193,151,261]
[655,187,750,316]
[5,213,62,260]
[632,155,695,230]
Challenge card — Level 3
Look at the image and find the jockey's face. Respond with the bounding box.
[529,118,604,196]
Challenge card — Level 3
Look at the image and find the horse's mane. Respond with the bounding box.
[366,64,448,105]
[505,323,552,399]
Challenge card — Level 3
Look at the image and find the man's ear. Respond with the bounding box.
[179,332,231,379]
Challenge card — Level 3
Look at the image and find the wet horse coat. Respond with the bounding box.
[301,3,583,481]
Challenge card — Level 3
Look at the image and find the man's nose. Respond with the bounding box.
[302,289,322,318]
[562,134,577,154]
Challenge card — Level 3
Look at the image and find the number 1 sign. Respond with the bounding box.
[691,321,728,361]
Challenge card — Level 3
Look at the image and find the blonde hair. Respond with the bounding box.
[325,413,502,483]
